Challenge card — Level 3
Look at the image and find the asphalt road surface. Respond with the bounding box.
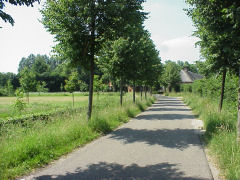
[22,95,213,180]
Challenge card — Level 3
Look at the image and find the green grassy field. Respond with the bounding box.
[0,92,155,180]
[0,92,90,120]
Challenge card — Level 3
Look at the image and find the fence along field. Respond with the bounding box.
[0,92,89,122]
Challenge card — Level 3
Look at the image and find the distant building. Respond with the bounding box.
[180,68,203,84]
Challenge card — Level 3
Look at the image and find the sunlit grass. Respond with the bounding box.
[0,92,155,180]
[169,92,240,179]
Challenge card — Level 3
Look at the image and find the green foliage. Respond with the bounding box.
[161,61,180,91]
[181,94,239,179]
[98,31,162,95]
[0,93,155,179]
[13,89,27,113]
[186,0,240,74]
[0,72,19,92]
[79,80,88,92]
[36,81,48,94]
[177,60,198,73]
[41,0,146,69]
[6,79,14,96]
[41,0,146,119]
[93,75,102,93]
[64,71,79,93]
[0,87,8,96]
[17,54,66,92]
[181,73,238,105]
[19,68,36,93]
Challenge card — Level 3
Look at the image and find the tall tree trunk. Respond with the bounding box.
[167,85,171,93]
[88,60,94,120]
[87,1,95,120]
[145,86,147,100]
[72,92,74,108]
[133,81,136,103]
[120,78,123,106]
[141,86,143,101]
[219,68,227,112]
[237,66,240,143]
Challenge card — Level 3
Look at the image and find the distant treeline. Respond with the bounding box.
[0,54,90,96]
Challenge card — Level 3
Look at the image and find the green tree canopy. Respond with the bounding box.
[161,61,180,92]
[41,0,146,119]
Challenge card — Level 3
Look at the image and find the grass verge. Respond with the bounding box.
[169,92,240,179]
[0,94,155,180]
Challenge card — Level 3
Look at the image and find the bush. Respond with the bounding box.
[0,87,8,96]
[180,73,238,105]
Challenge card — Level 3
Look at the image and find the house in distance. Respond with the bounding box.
[180,68,203,84]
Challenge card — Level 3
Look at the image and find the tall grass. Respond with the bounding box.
[173,92,240,179]
[0,93,155,180]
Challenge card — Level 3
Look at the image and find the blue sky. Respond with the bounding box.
[0,0,200,73]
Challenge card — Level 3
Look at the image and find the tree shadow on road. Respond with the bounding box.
[135,113,195,121]
[151,104,186,107]
[146,107,191,112]
[34,162,209,180]
[109,128,200,150]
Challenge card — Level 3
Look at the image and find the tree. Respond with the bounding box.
[0,0,39,26]
[64,71,79,108]
[93,75,105,100]
[6,79,14,96]
[36,81,48,95]
[98,28,161,104]
[98,38,130,106]
[162,61,180,92]
[19,68,36,103]
[41,0,146,119]
[136,32,162,99]
[18,54,50,73]
[177,61,198,73]
[186,0,240,141]
[186,0,239,112]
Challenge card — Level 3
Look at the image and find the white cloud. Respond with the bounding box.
[143,0,200,64]
[158,36,200,63]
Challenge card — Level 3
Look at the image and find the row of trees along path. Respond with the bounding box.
[186,0,240,142]
[2,0,240,143]
[41,0,161,119]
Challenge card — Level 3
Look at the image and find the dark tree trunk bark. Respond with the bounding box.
[87,60,94,120]
[145,86,147,100]
[120,78,123,106]
[219,68,227,112]
[141,86,143,101]
[87,1,95,120]
[237,66,240,143]
[133,81,136,103]
[72,92,74,108]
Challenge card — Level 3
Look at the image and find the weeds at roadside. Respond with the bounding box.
[0,93,155,180]
[170,92,239,180]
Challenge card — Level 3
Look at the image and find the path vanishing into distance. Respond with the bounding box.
[22,95,213,180]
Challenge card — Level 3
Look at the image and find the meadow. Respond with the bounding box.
[0,92,155,180]
[0,92,90,120]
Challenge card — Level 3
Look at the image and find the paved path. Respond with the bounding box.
[23,95,213,180]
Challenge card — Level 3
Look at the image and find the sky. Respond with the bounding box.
[0,0,200,74]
